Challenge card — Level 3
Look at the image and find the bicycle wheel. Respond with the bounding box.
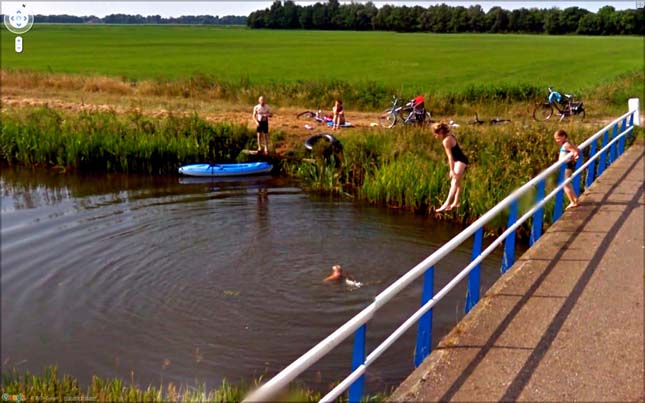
[533,103,554,121]
[379,109,397,128]
[297,111,317,121]
[571,104,585,121]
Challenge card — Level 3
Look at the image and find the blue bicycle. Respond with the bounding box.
[533,87,585,122]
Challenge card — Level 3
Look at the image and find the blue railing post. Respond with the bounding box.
[618,118,627,156]
[573,153,583,195]
[530,179,546,246]
[465,228,483,313]
[628,112,635,140]
[348,324,366,403]
[609,124,618,165]
[414,266,434,367]
[501,200,518,273]
[585,141,597,188]
[597,131,608,177]
[553,164,565,222]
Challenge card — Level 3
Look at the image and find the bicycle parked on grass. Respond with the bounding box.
[532,87,585,122]
[378,96,432,129]
[296,109,332,124]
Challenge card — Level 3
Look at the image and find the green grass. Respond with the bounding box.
[2,105,638,230]
[0,108,256,174]
[2,25,643,107]
[1,24,642,227]
[292,117,635,233]
[1,366,385,403]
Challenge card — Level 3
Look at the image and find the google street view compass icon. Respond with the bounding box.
[4,4,34,34]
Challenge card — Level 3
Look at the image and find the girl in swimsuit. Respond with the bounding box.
[332,100,345,130]
[433,122,469,213]
[554,129,581,210]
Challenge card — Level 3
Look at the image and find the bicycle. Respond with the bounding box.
[378,96,432,129]
[532,87,585,122]
[296,108,332,124]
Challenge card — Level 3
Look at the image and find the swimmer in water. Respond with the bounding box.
[324,264,345,281]
[324,264,362,287]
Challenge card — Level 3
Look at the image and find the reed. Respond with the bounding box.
[1,101,637,230]
[1,366,384,403]
[0,108,255,174]
[296,120,609,232]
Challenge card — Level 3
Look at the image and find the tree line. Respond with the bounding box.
[247,1,644,35]
[24,14,247,25]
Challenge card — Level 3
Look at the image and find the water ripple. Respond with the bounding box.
[1,168,512,392]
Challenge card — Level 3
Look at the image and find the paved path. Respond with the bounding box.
[390,143,644,402]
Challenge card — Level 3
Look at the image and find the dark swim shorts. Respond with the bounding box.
[257,120,269,134]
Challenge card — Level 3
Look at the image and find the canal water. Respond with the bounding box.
[1,166,523,394]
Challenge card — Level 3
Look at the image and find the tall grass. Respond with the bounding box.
[583,71,645,116]
[0,108,255,174]
[1,104,635,231]
[3,69,642,112]
[1,366,384,403]
[294,120,607,232]
[2,97,638,230]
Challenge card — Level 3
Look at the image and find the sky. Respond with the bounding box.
[0,1,639,18]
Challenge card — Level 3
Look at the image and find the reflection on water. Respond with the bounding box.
[1,166,524,393]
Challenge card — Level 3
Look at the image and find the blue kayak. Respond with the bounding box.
[178,162,273,177]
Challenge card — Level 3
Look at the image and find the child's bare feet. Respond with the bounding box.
[565,202,579,210]
[435,204,452,213]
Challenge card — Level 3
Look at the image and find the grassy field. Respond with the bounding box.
[1,24,643,224]
[1,25,642,400]
[1,24,643,102]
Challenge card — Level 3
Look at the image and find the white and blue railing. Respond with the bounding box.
[244,99,641,403]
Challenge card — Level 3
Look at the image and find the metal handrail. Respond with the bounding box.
[320,120,635,402]
[244,104,639,403]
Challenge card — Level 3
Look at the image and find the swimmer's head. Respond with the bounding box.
[332,264,342,273]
